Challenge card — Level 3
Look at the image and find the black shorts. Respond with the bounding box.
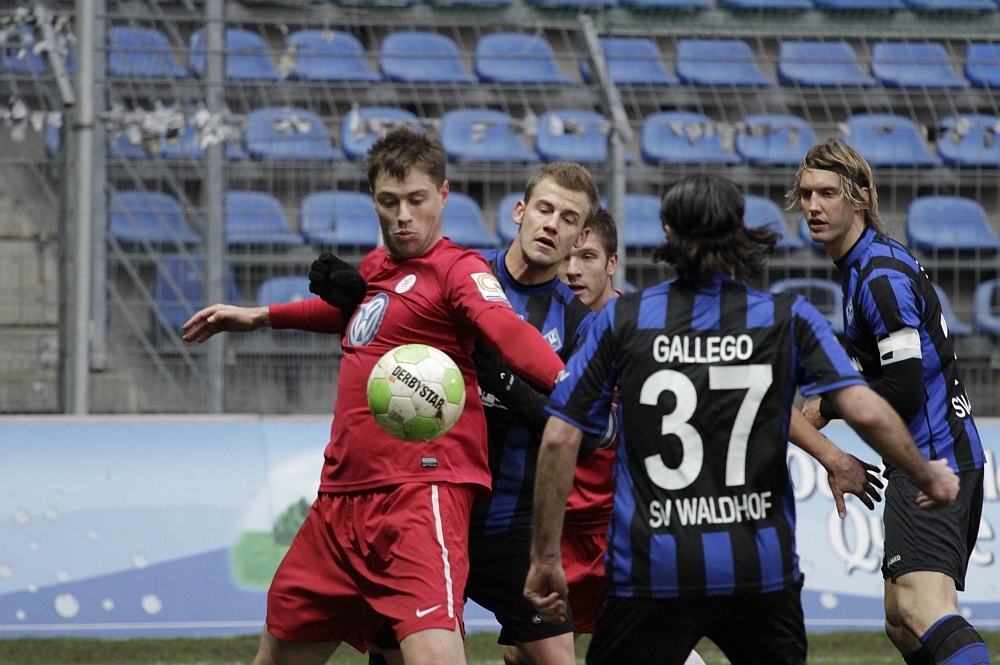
[466,528,575,646]
[882,466,984,591]
[586,580,807,665]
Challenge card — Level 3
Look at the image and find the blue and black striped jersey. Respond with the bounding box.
[836,227,984,474]
[470,248,595,535]
[547,274,866,598]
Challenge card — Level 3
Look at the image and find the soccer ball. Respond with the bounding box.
[367,344,467,442]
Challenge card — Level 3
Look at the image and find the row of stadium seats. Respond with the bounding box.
[259,0,1000,10]
[7,27,1000,89]
[104,107,1000,168]
[148,258,1000,338]
[110,189,1000,252]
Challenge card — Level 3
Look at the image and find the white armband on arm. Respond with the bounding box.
[877,327,921,366]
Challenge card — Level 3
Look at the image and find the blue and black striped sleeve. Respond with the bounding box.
[856,271,927,418]
[791,296,866,397]
[546,301,619,436]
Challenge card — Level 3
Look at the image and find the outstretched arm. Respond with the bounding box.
[182,304,270,343]
[788,407,883,518]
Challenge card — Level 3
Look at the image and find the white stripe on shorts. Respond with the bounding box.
[430,484,455,619]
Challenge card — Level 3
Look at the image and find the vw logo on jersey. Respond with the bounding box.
[543,328,563,352]
[348,293,389,347]
[395,274,417,294]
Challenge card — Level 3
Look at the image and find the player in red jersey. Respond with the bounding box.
[182,128,566,665]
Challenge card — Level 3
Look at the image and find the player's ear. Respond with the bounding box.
[663,224,674,242]
[607,252,618,277]
[439,179,450,207]
[512,199,525,228]
[573,227,591,250]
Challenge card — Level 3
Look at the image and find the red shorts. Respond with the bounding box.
[266,483,474,652]
[560,529,608,635]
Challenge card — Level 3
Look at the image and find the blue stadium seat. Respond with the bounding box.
[443,194,501,248]
[440,109,539,162]
[285,30,381,82]
[932,284,971,337]
[226,191,304,246]
[189,28,280,80]
[580,38,679,86]
[430,0,513,6]
[300,191,381,247]
[2,26,75,75]
[811,0,904,9]
[618,0,709,7]
[719,0,811,9]
[245,108,343,161]
[257,277,313,307]
[45,124,60,158]
[965,43,1000,88]
[152,257,240,333]
[937,115,1000,167]
[974,279,1000,336]
[870,42,968,88]
[536,110,609,163]
[109,191,201,246]
[641,112,742,165]
[600,195,666,248]
[675,40,772,87]
[769,278,844,335]
[159,123,247,160]
[906,196,1000,252]
[522,0,615,9]
[380,32,476,83]
[475,33,572,84]
[777,41,876,87]
[108,26,186,78]
[798,218,827,251]
[736,114,818,166]
[743,196,804,249]
[495,192,524,244]
[904,0,995,9]
[342,107,420,161]
[109,134,151,159]
[843,114,941,167]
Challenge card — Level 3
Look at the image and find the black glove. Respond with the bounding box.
[473,339,550,433]
[308,252,367,320]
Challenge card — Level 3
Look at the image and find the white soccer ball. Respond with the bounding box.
[366,344,467,442]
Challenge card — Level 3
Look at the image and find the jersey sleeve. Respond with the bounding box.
[546,302,619,436]
[444,252,519,324]
[791,296,866,397]
[858,271,922,336]
[269,297,344,334]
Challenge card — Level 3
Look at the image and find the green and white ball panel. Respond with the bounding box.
[366,343,467,442]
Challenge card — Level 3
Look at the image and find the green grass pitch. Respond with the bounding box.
[0,632,996,664]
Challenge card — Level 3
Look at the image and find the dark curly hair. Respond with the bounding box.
[653,174,777,284]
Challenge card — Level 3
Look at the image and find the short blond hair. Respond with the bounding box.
[787,139,886,235]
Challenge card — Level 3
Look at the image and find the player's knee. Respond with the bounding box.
[503,645,529,665]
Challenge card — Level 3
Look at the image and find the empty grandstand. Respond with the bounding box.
[2,0,999,414]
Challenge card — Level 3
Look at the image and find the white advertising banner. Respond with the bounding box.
[0,417,996,637]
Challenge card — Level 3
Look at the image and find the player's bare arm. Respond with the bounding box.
[800,395,827,430]
[788,407,882,518]
[828,384,959,509]
[182,304,270,343]
[525,416,583,624]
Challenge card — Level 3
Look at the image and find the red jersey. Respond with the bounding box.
[564,440,615,533]
[270,239,562,496]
